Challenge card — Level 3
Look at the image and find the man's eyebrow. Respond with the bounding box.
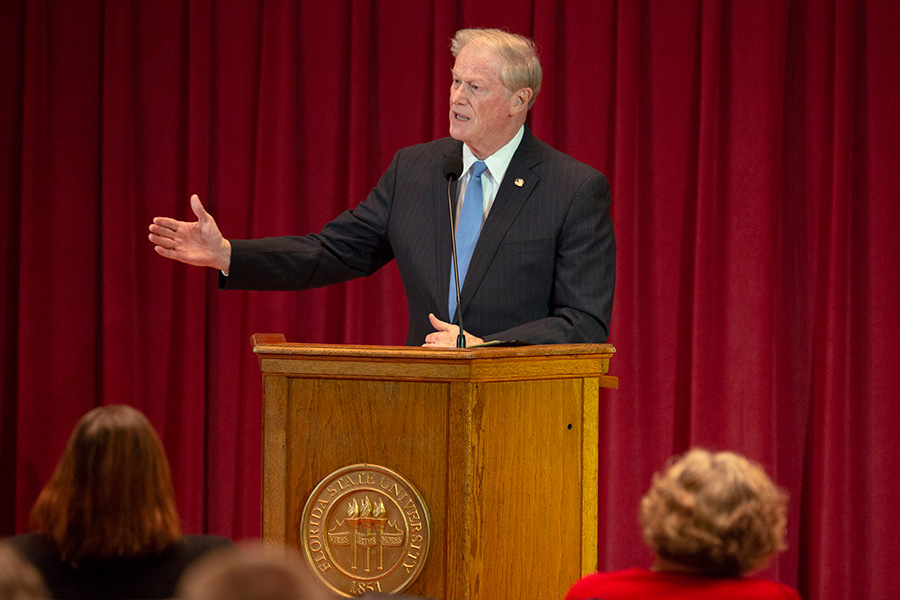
[451,70,486,85]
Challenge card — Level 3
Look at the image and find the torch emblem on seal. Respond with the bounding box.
[328,496,404,573]
[300,464,431,597]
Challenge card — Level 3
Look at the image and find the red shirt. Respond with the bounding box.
[565,568,801,600]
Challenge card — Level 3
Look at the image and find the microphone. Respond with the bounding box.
[442,154,467,348]
[443,154,463,181]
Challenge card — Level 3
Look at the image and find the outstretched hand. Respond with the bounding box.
[422,313,484,348]
[148,194,231,271]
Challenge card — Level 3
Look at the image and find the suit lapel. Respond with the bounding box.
[459,130,542,315]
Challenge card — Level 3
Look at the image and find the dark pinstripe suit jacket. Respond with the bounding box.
[221,127,615,346]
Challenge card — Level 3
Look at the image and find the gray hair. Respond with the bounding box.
[451,28,542,108]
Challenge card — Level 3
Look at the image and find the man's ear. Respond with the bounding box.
[510,88,533,115]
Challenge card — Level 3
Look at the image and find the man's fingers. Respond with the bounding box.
[190,194,209,221]
[148,232,177,249]
[153,245,177,259]
[428,313,451,331]
[150,217,180,233]
[423,331,453,346]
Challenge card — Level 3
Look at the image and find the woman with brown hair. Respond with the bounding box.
[5,405,231,599]
[565,448,801,600]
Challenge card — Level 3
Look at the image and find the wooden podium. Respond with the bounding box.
[252,334,617,600]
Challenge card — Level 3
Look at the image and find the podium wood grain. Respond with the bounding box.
[252,335,616,600]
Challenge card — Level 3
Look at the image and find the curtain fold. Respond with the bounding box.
[2,2,898,599]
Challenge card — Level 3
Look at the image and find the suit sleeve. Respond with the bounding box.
[482,172,615,344]
[219,154,399,291]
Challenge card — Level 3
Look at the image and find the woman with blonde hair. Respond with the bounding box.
[566,448,800,599]
[6,405,231,599]
[177,543,334,600]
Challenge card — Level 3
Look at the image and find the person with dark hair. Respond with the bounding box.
[565,448,801,600]
[0,544,49,600]
[6,405,232,600]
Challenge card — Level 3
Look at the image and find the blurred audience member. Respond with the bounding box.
[6,405,232,599]
[0,544,49,600]
[357,595,435,599]
[566,448,800,600]
[177,542,333,600]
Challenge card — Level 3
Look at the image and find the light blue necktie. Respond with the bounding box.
[449,161,488,320]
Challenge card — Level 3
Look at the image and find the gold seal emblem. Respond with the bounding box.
[300,464,431,597]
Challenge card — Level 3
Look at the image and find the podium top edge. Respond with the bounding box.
[249,336,615,360]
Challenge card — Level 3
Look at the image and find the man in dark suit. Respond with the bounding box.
[149,28,615,347]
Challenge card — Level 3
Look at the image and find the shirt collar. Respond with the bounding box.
[461,125,525,184]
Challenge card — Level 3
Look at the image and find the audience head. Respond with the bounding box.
[451,28,542,108]
[29,404,181,563]
[639,448,788,577]
[0,544,49,600]
[177,543,332,600]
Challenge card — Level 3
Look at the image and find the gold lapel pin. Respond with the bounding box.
[514,178,525,187]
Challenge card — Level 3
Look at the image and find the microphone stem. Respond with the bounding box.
[447,176,466,348]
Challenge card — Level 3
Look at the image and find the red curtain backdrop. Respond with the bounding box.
[2,2,898,599]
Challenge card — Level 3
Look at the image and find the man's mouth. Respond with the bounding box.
[453,112,470,121]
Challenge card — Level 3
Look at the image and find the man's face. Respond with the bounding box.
[448,44,518,159]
